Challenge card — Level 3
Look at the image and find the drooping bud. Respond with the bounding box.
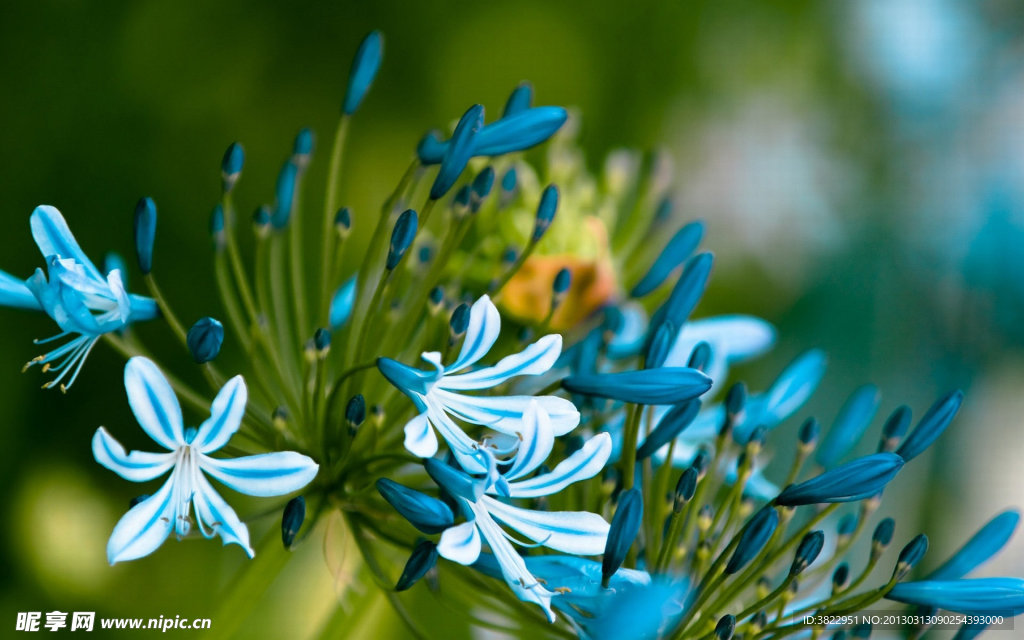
[602,488,643,587]
[396,539,438,591]
[532,185,559,243]
[726,506,779,574]
[221,142,245,192]
[386,209,418,270]
[791,530,825,576]
[187,317,224,364]
[343,30,384,115]
[281,496,306,548]
[133,197,157,275]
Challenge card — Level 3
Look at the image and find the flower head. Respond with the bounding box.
[93,357,318,563]
[0,206,158,390]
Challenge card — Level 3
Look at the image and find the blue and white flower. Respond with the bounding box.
[378,294,578,473]
[93,357,318,564]
[425,402,611,621]
[0,206,158,389]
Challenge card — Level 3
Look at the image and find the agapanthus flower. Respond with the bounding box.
[378,294,578,472]
[0,206,158,389]
[93,357,318,563]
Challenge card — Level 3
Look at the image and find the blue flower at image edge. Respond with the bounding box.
[0,206,158,389]
[93,357,319,563]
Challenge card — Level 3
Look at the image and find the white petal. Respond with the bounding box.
[30,205,104,282]
[92,427,175,482]
[403,413,438,458]
[446,295,501,373]
[124,357,185,450]
[505,401,555,481]
[664,315,776,367]
[440,334,562,390]
[438,521,482,565]
[199,451,319,497]
[434,389,579,436]
[425,401,488,474]
[483,497,610,556]
[192,376,247,453]
[507,432,612,498]
[191,472,254,557]
[106,472,176,564]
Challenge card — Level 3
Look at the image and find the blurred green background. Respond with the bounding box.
[3,0,1024,636]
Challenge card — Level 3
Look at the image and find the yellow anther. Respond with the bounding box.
[554,587,572,594]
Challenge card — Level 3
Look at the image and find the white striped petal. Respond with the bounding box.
[30,205,104,282]
[505,401,555,481]
[92,427,174,482]
[425,401,488,474]
[434,389,579,436]
[438,521,482,565]
[199,451,318,497]
[191,472,254,557]
[106,471,176,564]
[483,497,609,555]
[403,412,438,458]
[446,295,501,373]
[192,375,247,453]
[440,334,561,390]
[124,357,184,450]
[507,432,611,498]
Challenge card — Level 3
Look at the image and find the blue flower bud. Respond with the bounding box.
[396,539,438,591]
[726,506,779,574]
[715,615,735,640]
[221,142,244,192]
[449,303,470,340]
[674,466,698,512]
[791,530,825,576]
[428,285,444,309]
[343,30,383,115]
[833,563,850,590]
[104,252,128,284]
[474,106,568,157]
[292,127,314,162]
[472,166,495,202]
[376,477,455,535]
[503,81,533,117]
[313,328,331,355]
[452,184,472,218]
[873,517,896,550]
[552,267,572,295]
[209,204,226,249]
[334,207,352,238]
[879,405,912,452]
[774,452,905,507]
[417,130,445,164]
[252,205,271,237]
[896,390,963,462]
[817,384,881,468]
[424,458,483,502]
[886,577,1024,616]
[928,510,1020,580]
[687,341,712,373]
[501,167,517,194]
[602,488,643,587]
[281,496,305,548]
[272,160,298,229]
[532,185,559,242]
[637,399,701,460]
[377,357,441,397]
[329,277,357,329]
[799,417,820,448]
[133,197,157,275]
[644,320,675,369]
[346,394,365,433]
[654,197,673,225]
[631,221,705,297]
[562,367,712,406]
[386,209,418,270]
[647,254,713,353]
[430,104,484,200]
[187,317,224,364]
[894,534,929,579]
[838,513,858,540]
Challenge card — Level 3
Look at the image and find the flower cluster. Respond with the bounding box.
[2,27,1024,640]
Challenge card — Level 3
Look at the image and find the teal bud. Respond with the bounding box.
[329,277,357,329]
[646,253,713,355]
[449,303,470,343]
[346,394,365,434]
[502,247,518,266]
[313,328,331,357]
[715,615,735,640]
[428,285,444,312]
[631,221,705,297]
[272,160,298,228]
[431,104,484,200]
[418,245,433,265]
[602,488,643,588]
[376,477,455,534]
[724,382,748,440]
[532,185,559,242]
[879,405,912,452]
[775,453,904,507]
[894,534,929,580]
[551,267,571,309]
[692,449,711,480]
[252,205,271,238]
[187,317,224,364]
[343,30,383,115]
[386,209,418,270]
[396,539,438,591]
[334,207,352,237]
[210,205,225,250]
[817,384,881,469]
[644,320,674,369]
[798,417,820,450]
[292,127,314,167]
[653,197,673,225]
[281,496,306,548]
[673,466,698,512]
[791,530,825,576]
[133,197,157,275]
[452,184,472,218]
[838,513,858,539]
[686,341,712,373]
[501,167,517,194]
[927,510,1020,581]
[471,166,495,205]
[896,390,963,462]
[221,142,244,192]
[503,81,533,117]
[726,506,779,574]
[424,458,483,502]
[873,517,896,554]
[563,367,711,405]
[833,563,850,591]
[637,399,701,461]
[750,612,767,634]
